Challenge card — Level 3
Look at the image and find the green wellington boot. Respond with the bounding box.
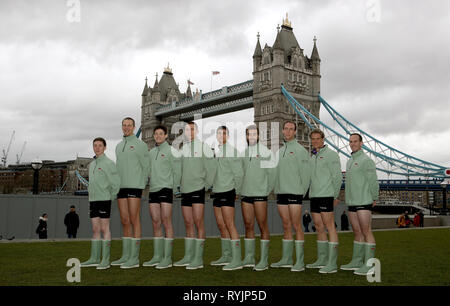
[96,240,111,270]
[210,238,231,266]
[291,240,305,272]
[271,239,294,268]
[173,238,195,267]
[223,239,243,271]
[254,239,270,271]
[242,238,255,268]
[186,239,205,270]
[340,241,365,271]
[81,239,102,267]
[156,238,174,269]
[354,243,376,276]
[143,237,164,267]
[306,240,329,269]
[121,238,141,269]
[319,242,339,274]
[111,237,132,266]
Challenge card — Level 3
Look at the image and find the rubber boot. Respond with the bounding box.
[271,239,293,268]
[186,239,205,270]
[173,238,195,267]
[254,239,270,271]
[121,238,141,269]
[319,242,339,274]
[291,240,305,272]
[354,243,376,275]
[111,237,132,266]
[96,240,111,270]
[306,240,329,269]
[242,238,255,268]
[223,239,243,271]
[81,239,102,267]
[156,238,174,269]
[143,237,164,267]
[210,238,231,266]
[340,241,365,271]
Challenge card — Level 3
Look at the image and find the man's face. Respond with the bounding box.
[93,141,106,157]
[122,119,135,137]
[310,133,324,150]
[216,128,228,145]
[153,129,167,145]
[283,122,296,141]
[184,123,197,141]
[247,129,258,146]
[349,135,363,153]
[70,207,75,212]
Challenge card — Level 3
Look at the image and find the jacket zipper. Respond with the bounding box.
[122,140,127,152]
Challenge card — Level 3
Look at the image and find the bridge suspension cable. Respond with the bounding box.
[281,85,446,179]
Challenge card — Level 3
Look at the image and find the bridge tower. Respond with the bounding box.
[252,15,321,150]
[141,65,192,148]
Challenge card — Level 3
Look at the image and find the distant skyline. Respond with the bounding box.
[1,0,449,170]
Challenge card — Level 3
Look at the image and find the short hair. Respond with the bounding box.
[309,129,325,139]
[186,121,198,130]
[70,205,75,208]
[350,133,363,141]
[153,125,168,135]
[283,120,297,131]
[93,137,106,146]
[217,125,229,134]
[122,117,135,126]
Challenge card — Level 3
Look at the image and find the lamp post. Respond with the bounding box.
[440,180,448,215]
[31,159,43,195]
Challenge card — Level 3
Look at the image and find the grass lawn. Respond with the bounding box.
[0,228,449,286]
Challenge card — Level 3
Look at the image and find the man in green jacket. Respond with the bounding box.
[81,137,121,270]
[112,117,150,269]
[272,121,311,272]
[210,126,244,271]
[143,125,181,269]
[306,129,342,274]
[341,133,379,276]
[173,121,216,270]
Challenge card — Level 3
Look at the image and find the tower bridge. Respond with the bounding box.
[139,15,448,182]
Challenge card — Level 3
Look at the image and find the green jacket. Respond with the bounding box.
[179,138,216,194]
[115,134,150,189]
[148,141,181,193]
[275,139,311,195]
[212,143,244,194]
[309,145,342,199]
[241,142,276,197]
[88,153,121,201]
[345,150,379,206]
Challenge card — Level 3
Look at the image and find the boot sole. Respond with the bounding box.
[156,264,173,269]
[173,263,190,267]
[111,262,127,266]
[319,269,337,274]
[271,264,293,268]
[306,265,325,269]
[81,264,99,267]
[96,265,110,270]
[291,267,305,272]
[253,267,268,272]
[223,266,243,271]
[186,265,204,270]
[143,263,160,267]
[120,264,139,269]
[354,269,375,276]
[210,262,230,266]
[340,267,360,271]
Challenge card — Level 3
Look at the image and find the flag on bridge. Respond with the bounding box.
[212,71,220,75]
[188,79,194,85]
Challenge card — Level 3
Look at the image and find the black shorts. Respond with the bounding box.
[310,197,334,213]
[117,188,143,199]
[149,188,173,204]
[212,189,236,207]
[348,204,373,212]
[241,196,268,204]
[89,201,112,219]
[277,194,303,205]
[181,188,205,206]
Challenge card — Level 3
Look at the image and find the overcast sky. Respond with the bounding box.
[1,0,449,172]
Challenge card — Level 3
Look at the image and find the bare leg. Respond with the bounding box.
[254,201,270,240]
[214,206,230,239]
[311,212,327,241]
[347,211,364,242]
[241,202,255,239]
[91,217,101,240]
[149,203,163,237]
[321,212,338,243]
[289,204,304,241]
[161,203,173,238]
[100,218,111,240]
[277,205,293,240]
[192,203,205,239]
[117,198,132,237]
[127,198,142,238]
[357,210,375,244]
[181,206,196,238]
[222,206,239,240]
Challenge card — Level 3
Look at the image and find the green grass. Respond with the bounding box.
[1,228,449,286]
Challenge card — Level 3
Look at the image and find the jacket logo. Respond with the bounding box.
[161,154,165,158]
[290,152,294,155]
[256,155,260,158]
[130,146,135,150]
[319,156,324,159]
[98,168,102,171]
[354,163,358,166]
